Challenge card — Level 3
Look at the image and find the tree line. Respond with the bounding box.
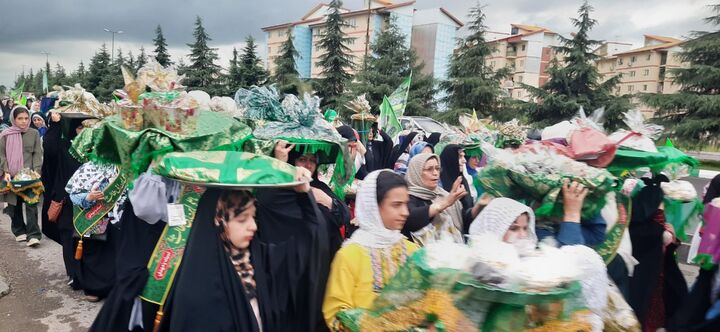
[8,0,719,145]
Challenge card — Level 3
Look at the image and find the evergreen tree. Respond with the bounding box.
[272,31,309,95]
[137,46,149,70]
[348,16,435,118]
[45,62,52,86]
[75,60,87,86]
[126,50,137,72]
[32,69,44,97]
[642,4,720,144]
[154,25,173,67]
[315,0,354,108]
[227,47,243,90]
[86,44,115,102]
[238,36,268,87]
[524,1,628,130]
[440,3,510,124]
[53,63,68,86]
[184,16,223,95]
[176,58,189,76]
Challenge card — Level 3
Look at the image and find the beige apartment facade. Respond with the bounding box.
[484,24,561,101]
[596,35,686,116]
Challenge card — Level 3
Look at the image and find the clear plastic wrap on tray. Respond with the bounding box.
[608,110,664,152]
[478,143,616,219]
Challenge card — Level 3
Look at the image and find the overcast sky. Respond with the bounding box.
[0,0,715,88]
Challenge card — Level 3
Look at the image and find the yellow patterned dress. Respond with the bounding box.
[323,240,418,331]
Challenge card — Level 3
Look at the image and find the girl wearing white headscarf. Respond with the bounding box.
[322,170,418,331]
[469,197,609,331]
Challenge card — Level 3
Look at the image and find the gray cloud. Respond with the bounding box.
[0,0,715,87]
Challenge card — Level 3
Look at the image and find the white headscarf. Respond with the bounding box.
[344,169,406,249]
[469,197,538,243]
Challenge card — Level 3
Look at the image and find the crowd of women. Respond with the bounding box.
[3,90,720,331]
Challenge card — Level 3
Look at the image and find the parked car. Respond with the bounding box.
[399,116,453,138]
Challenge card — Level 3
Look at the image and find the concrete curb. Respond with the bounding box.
[0,274,9,298]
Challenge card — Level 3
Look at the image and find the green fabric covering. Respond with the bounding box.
[663,197,703,242]
[70,111,252,177]
[607,140,699,176]
[478,164,616,219]
[154,151,296,185]
[338,249,582,332]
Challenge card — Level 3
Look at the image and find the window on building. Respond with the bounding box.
[347,18,357,28]
[517,91,521,97]
[521,45,526,51]
[618,58,624,65]
[643,69,649,76]
[643,84,648,91]
[628,85,634,92]
[647,54,651,60]
[630,71,636,77]
[518,75,523,83]
[518,60,524,68]
[631,56,636,62]
[347,38,355,45]
[268,47,272,54]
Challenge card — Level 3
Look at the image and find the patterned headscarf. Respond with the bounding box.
[344,170,406,249]
[215,190,257,299]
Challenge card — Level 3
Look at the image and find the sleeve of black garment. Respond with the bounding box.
[704,175,720,204]
[403,196,431,237]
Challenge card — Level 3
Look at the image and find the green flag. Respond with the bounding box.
[378,96,402,141]
[42,71,48,93]
[388,73,412,117]
[10,82,24,102]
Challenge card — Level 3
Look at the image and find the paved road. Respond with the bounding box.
[688,151,720,162]
[0,209,100,331]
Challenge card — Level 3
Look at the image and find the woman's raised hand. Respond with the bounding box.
[561,179,589,222]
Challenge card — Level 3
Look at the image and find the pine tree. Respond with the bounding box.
[126,50,137,72]
[440,4,510,124]
[524,1,628,130]
[349,16,435,118]
[86,44,115,102]
[137,46,149,70]
[238,36,268,87]
[184,16,223,95]
[315,0,354,108]
[272,31,302,94]
[153,25,173,67]
[227,47,243,90]
[32,69,44,97]
[70,60,88,87]
[53,63,68,86]
[642,4,720,145]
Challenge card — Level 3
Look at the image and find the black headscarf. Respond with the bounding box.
[439,144,464,192]
[160,189,268,332]
[704,174,720,204]
[370,130,393,172]
[426,132,441,146]
[387,132,418,169]
[336,125,357,142]
[628,174,687,325]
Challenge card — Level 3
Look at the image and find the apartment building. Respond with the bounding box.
[261,0,462,82]
[484,24,561,101]
[596,35,685,116]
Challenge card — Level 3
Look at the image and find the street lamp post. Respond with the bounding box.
[103,28,124,63]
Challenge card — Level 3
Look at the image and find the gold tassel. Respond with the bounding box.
[74,239,83,260]
[153,306,164,332]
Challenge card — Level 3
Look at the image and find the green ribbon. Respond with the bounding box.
[140,185,206,305]
[596,198,632,264]
[72,173,128,236]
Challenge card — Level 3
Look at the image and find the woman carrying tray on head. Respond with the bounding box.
[323,170,419,331]
[157,152,330,331]
[275,140,353,257]
[469,195,609,331]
